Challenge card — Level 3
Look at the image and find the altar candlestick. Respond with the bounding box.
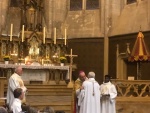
[21,25,24,42]
[43,27,45,44]
[64,28,67,45]
[10,24,13,41]
[54,28,56,44]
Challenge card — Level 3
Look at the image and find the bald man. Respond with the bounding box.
[75,71,87,96]
[7,66,27,109]
[74,71,88,113]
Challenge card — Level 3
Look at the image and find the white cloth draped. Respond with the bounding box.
[100,81,117,113]
[7,73,27,108]
[11,98,22,113]
[79,78,101,113]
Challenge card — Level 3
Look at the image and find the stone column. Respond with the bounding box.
[148,0,150,26]
[43,0,53,38]
[0,1,1,33]
[100,0,105,34]
[116,44,119,79]
[0,0,9,34]
[120,0,126,12]
[103,0,110,77]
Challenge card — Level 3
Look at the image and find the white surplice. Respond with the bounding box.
[7,73,27,108]
[11,98,22,113]
[79,78,101,113]
[100,81,117,113]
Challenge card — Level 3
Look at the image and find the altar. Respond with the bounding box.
[0,64,70,84]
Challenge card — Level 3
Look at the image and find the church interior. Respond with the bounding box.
[1,0,150,112]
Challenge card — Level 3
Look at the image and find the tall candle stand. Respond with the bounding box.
[45,43,50,59]
[19,41,24,60]
[60,44,67,57]
[41,43,46,58]
[8,41,13,56]
[51,43,60,64]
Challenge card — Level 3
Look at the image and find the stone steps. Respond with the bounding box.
[25,84,73,113]
[26,84,72,96]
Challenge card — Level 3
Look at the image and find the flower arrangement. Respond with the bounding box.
[3,55,10,61]
[59,56,67,63]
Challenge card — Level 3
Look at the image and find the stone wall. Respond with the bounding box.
[66,10,101,38]
[110,0,150,36]
[0,0,9,34]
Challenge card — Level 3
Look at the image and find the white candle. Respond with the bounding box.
[43,27,45,44]
[64,28,67,45]
[10,24,13,41]
[21,25,24,42]
[82,0,86,10]
[54,28,56,44]
[71,49,72,56]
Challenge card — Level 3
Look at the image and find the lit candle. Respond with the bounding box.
[54,28,56,44]
[10,24,13,41]
[43,27,45,44]
[21,25,24,42]
[64,28,67,45]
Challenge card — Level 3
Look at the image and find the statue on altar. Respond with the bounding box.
[29,36,40,57]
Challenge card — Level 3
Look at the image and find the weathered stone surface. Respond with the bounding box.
[111,0,150,36]
[44,0,68,38]
[1,0,150,38]
[0,0,9,34]
[66,10,101,38]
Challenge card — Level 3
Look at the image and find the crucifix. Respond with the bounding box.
[65,49,78,88]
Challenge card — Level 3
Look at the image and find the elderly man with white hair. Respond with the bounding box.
[7,66,27,109]
[79,71,101,113]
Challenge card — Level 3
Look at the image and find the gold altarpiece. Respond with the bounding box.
[0,34,70,84]
[0,0,72,84]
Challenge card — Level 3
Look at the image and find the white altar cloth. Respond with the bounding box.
[0,64,69,70]
[0,64,70,82]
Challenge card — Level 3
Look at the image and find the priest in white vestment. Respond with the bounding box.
[79,71,101,113]
[100,75,117,113]
[7,66,27,108]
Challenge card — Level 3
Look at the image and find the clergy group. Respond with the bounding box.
[75,71,117,113]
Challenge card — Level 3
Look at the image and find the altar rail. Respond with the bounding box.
[111,79,150,97]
